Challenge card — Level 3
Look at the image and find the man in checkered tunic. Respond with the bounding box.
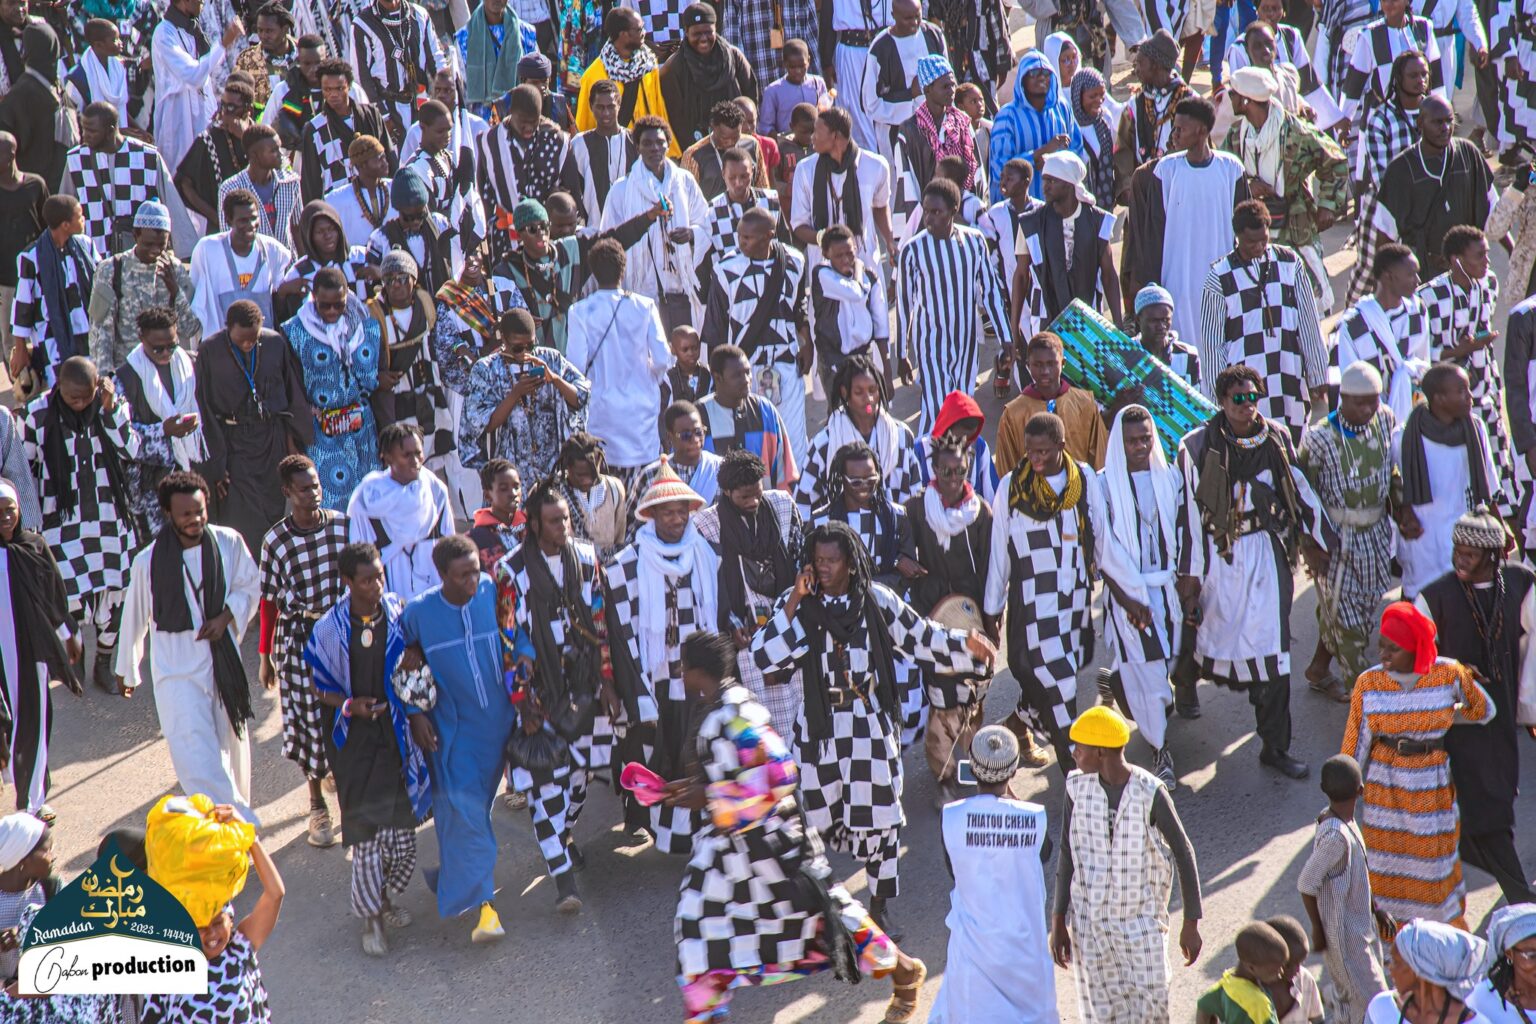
[1416,225,1515,516]
[64,102,176,260]
[604,461,720,855]
[700,146,783,268]
[694,449,804,740]
[795,355,922,520]
[10,195,97,391]
[1490,0,1536,154]
[299,59,395,204]
[1334,242,1431,427]
[751,519,994,936]
[984,410,1098,772]
[1198,200,1329,444]
[1345,50,1424,306]
[1176,364,1331,780]
[496,480,614,913]
[21,356,141,694]
[258,454,349,848]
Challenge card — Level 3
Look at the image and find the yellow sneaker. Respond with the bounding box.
[471,902,504,943]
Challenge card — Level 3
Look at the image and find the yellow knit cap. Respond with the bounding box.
[1069,706,1131,748]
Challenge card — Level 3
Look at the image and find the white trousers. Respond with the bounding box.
[836,43,877,149]
[154,672,255,824]
[1117,659,1173,750]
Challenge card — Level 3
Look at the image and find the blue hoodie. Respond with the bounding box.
[988,49,1085,203]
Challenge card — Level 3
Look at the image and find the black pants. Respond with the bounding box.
[1248,676,1292,754]
[1461,828,1536,906]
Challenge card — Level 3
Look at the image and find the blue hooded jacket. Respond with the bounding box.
[988,49,1085,202]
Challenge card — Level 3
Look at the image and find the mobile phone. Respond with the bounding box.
[529,365,547,378]
[956,760,977,785]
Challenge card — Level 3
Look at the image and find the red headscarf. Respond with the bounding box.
[1380,601,1438,674]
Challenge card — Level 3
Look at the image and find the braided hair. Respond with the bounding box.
[558,431,610,479]
[1387,48,1428,105]
[823,440,885,511]
[828,354,887,416]
[522,475,566,541]
[1459,537,1508,689]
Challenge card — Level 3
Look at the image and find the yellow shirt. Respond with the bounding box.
[574,60,676,157]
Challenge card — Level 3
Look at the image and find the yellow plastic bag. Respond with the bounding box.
[144,794,256,928]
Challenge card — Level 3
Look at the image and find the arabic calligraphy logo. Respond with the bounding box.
[79,856,148,931]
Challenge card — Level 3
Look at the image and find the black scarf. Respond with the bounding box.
[149,526,254,735]
[663,41,737,144]
[1192,413,1303,563]
[40,391,132,525]
[34,232,93,365]
[812,140,863,236]
[163,5,209,57]
[819,497,898,573]
[1401,404,1493,509]
[713,495,794,631]
[521,538,600,712]
[0,526,77,699]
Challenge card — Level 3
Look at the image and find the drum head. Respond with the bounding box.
[929,594,983,633]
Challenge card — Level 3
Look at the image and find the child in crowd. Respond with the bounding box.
[983,157,1037,398]
[810,224,889,400]
[467,458,526,572]
[955,82,992,187]
[557,432,628,563]
[734,97,780,184]
[775,103,818,207]
[760,39,829,135]
[1195,921,1291,1024]
[662,325,712,409]
[1297,754,1391,1024]
[1264,916,1325,1024]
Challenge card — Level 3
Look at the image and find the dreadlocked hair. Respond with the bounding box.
[825,440,885,511]
[717,448,767,492]
[828,354,887,415]
[559,431,609,478]
[800,520,875,591]
[1460,550,1508,687]
[1388,49,1429,104]
[522,476,566,535]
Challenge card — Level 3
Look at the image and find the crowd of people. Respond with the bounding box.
[0,0,1533,1018]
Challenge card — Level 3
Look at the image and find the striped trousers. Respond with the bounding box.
[350,828,417,919]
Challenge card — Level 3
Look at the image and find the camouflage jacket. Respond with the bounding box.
[1221,109,1349,250]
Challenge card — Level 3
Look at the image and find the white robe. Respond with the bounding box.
[600,159,708,316]
[1155,152,1248,347]
[929,795,1058,1024]
[151,19,229,178]
[1393,420,1500,598]
[115,525,260,822]
[188,232,294,336]
[347,467,455,601]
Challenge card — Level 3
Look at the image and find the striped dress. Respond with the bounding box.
[1341,659,1494,927]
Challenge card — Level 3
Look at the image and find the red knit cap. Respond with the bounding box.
[1380,601,1438,674]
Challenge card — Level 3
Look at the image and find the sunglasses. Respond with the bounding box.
[1228,392,1261,405]
[675,429,703,442]
[845,475,880,487]
[934,464,968,479]
[145,342,178,355]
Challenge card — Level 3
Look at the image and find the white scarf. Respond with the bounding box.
[617,158,697,285]
[82,49,128,125]
[634,520,718,682]
[1101,407,1180,603]
[298,292,370,359]
[1354,296,1426,420]
[1239,104,1287,200]
[676,451,722,506]
[350,468,450,598]
[824,408,904,490]
[923,484,981,550]
[126,344,209,470]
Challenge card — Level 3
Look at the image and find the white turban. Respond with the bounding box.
[0,813,44,873]
[1231,66,1278,103]
[1340,360,1384,396]
[0,478,17,505]
[1041,150,1095,205]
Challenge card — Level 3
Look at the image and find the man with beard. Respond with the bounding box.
[751,518,995,936]
[1175,364,1328,778]
[657,4,757,151]
[349,0,443,146]
[88,202,198,371]
[476,83,568,265]
[21,356,138,694]
[116,471,261,819]
[1415,506,1536,908]
[299,59,393,204]
[574,8,665,139]
[1347,49,1427,306]
[890,54,979,243]
[694,448,803,738]
[152,0,245,177]
[1113,30,1192,200]
[195,300,311,551]
[175,75,255,235]
[495,479,613,914]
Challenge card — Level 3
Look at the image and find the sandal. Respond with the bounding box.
[883,958,927,1024]
[1308,673,1351,704]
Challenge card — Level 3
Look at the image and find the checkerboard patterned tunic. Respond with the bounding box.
[1491,0,1536,149]
[495,539,614,877]
[1198,244,1328,443]
[750,581,982,898]
[259,511,349,779]
[13,243,97,388]
[703,187,782,261]
[64,138,170,259]
[793,412,923,520]
[1337,16,1446,125]
[20,393,141,611]
[1418,270,1515,515]
[641,0,690,47]
[1348,99,1418,305]
[605,539,713,855]
[1333,294,1431,424]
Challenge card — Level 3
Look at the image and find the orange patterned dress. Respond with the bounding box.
[1341,659,1493,929]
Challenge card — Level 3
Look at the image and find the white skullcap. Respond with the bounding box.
[0,813,44,872]
[1230,65,1278,103]
[1339,360,1383,396]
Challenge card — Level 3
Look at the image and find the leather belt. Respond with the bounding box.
[837,29,875,46]
[1374,734,1445,756]
[826,680,872,710]
[1328,506,1385,528]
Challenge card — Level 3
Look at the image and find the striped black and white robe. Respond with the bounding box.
[299,102,393,204]
[1142,0,1189,39]
[476,120,570,263]
[750,580,982,899]
[63,138,173,259]
[1491,0,1536,150]
[1347,98,1418,305]
[348,1,443,141]
[982,466,1098,766]
[1316,0,1375,95]
[809,500,925,746]
[404,144,487,254]
[896,224,1010,434]
[558,129,636,229]
[603,529,718,855]
[1418,269,1515,513]
[1337,15,1446,125]
[1198,244,1329,444]
[496,538,614,878]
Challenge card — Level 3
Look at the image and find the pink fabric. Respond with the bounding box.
[620,762,671,806]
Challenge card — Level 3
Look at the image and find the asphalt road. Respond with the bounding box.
[24,32,1536,1024]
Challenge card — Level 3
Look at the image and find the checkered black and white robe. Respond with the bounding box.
[1348,99,1418,305]
[1198,245,1328,443]
[497,539,614,877]
[1337,15,1446,125]
[12,244,96,388]
[1333,294,1430,424]
[703,187,782,261]
[641,0,690,48]
[64,138,169,259]
[897,225,1011,434]
[721,0,821,79]
[20,394,141,610]
[1418,270,1516,514]
[750,581,982,898]
[604,538,715,855]
[1491,0,1536,150]
[259,511,349,779]
[983,468,1098,758]
[349,2,443,136]
[701,245,809,369]
[794,412,923,520]
[476,122,570,263]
